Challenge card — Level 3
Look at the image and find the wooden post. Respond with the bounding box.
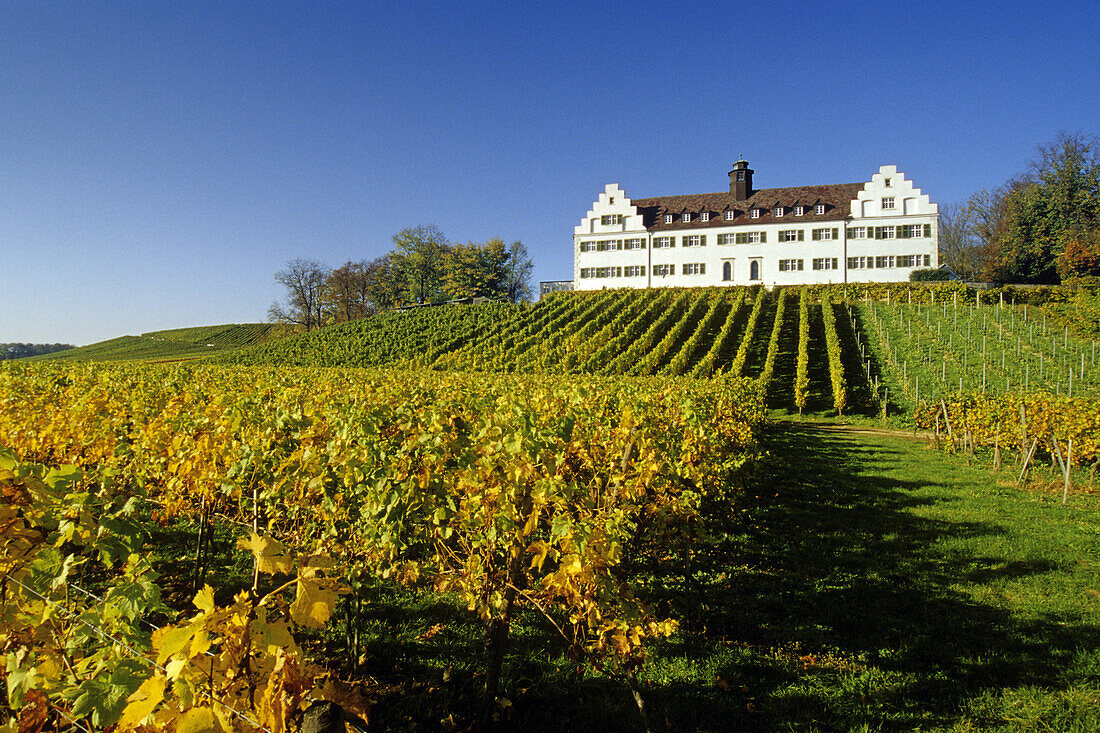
[1018,437,1039,485]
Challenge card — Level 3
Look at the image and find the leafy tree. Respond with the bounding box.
[391,225,450,303]
[1056,229,1100,279]
[268,259,329,331]
[998,132,1100,282]
[444,238,510,300]
[363,254,406,310]
[324,261,374,323]
[1,343,75,360]
[502,240,534,303]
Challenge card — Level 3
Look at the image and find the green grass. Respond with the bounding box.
[629,418,1100,732]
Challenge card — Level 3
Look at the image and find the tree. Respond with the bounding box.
[324,261,374,324]
[391,225,450,303]
[363,254,405,310]
[937,203,980,280]
[998,132,1100,282]
[1056,229,1100,279]
[501,240,534,303]
[269,259,329,331]
[443,238,510,300]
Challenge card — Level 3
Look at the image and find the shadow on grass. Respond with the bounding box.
[623,421,1100,731]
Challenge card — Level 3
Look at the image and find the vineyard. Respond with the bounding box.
[6,283,1100,730]
[37,324,290,363]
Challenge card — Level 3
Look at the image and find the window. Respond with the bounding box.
[718,233,736,245]
[779,259,803,272]
[591,266,622,278]
[683,235,705,247]
[653,264,674,277]
[682,263,705,276]
[624,265,646,277]
[609,197,614,204]
[795,205,805,216]
[847,257,858,269]
[736,171,745,181]
[749,260,760,280]
[681,213,691,223]
[778,229,803,242]
[735,231,766,244]
[654,236,675,248]
[601,214,623,226]
[897,255,916,267]
[899,224,929,238]
[815,204,826,215]
[700,212,710,222]
[722,261,733,281]
[724,210,735,220]
[595,239,622,252]
[579,241,597,252]
[812,258,839,271]
[750,208,761,219]
[884,178,892,187]
[664,214,673,224]
[811,227,838,241]
[924,254,931,266]
[846,227,868,239]
[624,238,645,250]
[875,255,896,268]
[882,197,896,210]
[847,256,871,269]
[874,226,896,239]
[580,268,592,279]
[774,206,784,217]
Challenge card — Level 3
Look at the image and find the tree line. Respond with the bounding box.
[1,343,75,360]
[269,225,534,331]
[939,131,1100,283]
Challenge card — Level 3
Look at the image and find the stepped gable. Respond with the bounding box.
[632,182,864,230]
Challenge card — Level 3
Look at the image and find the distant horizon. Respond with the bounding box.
[4,1,1098,345]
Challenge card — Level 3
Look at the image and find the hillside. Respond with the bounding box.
[35,323,291,362]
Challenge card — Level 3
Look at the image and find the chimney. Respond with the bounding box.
[729,159,753,200]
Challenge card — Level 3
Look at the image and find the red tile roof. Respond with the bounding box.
[632,182,865,230]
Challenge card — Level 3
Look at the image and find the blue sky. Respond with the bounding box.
[3,1,1098,345]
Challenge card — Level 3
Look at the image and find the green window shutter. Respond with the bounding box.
[700,235,706,246]
[701,264,706,274]
[812,229,820,241]
[761,232,767,243]
[798,229,805,241]
[925,224,932,237]
[670,237,675,246]
[832,228,839,239]
[874,227,882,239]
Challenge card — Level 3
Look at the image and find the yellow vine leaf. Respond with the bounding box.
[194,584,215,613]
[290,576,338,629]
[527,540,549,572]
[153,622,199,666]
[117,674,166,730]
[176,706,223,733]
[238,532,294,575]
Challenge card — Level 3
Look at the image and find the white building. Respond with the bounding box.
[571,161,938,289]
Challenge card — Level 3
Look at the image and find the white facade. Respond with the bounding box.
[572,164,938,289]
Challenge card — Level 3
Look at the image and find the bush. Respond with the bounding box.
[910,268,952,282]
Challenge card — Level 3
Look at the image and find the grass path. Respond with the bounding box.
[631,418,1100,732]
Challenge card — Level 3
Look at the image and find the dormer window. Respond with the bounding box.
[601,214,623,225]
[815,204,826,215]
[795,206,805,216]
[681,213,690,223]
[774,206,784,217]
[724,210,735,220]
[750,208,761,219]
[664,214,673,224]
[700,212,710,222]
[882,197,896,210]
